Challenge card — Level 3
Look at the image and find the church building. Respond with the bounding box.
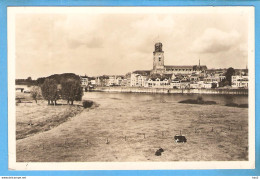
[151,42,207,75]
[129,42,208,87]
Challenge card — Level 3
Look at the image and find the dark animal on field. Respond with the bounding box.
[158,148,164,152]
[174,135,187,143]
[155,148,164,156]
[155,150,161,156]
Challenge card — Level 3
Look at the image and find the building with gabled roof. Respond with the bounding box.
[129,42,208,88]
[151,42,207,75]
[80,75,89,86]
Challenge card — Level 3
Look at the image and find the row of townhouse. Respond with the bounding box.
[231,75,249,88]
[80,70,248,89]
[130,73,249,89]
[80,75,127,87]
[129,71,227,89]
[105,75,126,86]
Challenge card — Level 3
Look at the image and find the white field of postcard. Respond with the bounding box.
[8,6,255,170]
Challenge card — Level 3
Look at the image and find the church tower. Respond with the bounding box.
[153,42,165,73]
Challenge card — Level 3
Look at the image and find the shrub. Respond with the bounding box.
[239,104,248,108]
[179,99,198,104]
[196,96,204,104]
[30,86,41,103]
[226,103,248,108]
[204,101,217,105]
[225,103,239,107]
[179,97,216,105]
[83,100,93,108]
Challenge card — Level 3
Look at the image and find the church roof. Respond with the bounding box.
[165,65,194,69]
[165,65,207,69]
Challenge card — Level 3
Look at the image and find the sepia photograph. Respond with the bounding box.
[8,6,255,170]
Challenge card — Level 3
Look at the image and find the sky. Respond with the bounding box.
[15,10,249,79]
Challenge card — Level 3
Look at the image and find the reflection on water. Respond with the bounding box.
[83,92,248,106]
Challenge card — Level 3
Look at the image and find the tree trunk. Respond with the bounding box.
[48,100,50,105]
[55,100,57,105]
[35,99,37,103]
[71,100,74,105]
[67,100,69,105]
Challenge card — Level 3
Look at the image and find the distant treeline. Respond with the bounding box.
[15,77,37,86]
[16,73,81,86]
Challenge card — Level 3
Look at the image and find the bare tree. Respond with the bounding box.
[30,86,41,103]
[41,79,59,105]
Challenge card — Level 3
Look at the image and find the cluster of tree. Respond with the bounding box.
[219,67,235,87]
[15,77,37,86]
[211,83,218,88]
[41,79,60,105]
[61,79,83,105]
[28,73,83,105]
[40,78,83,105]
[36,73,81,85]
[149,73,172,81]
[98,75,110,80]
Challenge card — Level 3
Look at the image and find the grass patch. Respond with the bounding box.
[179,96,216,105]
[225,103,248,108]
[16,93,248,162]
[16,100,84,140]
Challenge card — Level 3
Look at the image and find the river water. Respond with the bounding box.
[16,84,248,106]
[83,92,248,106]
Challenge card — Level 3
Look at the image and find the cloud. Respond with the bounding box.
[126,15,175,54]
[68,36,103,49]
[191,28,241,53]
[238,43,248,57]
[15,12,249,79]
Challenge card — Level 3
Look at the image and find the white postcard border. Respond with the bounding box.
[8,6,255,170]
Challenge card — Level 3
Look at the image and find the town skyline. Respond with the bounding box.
[11,7,253,169]
[15,10,249,79]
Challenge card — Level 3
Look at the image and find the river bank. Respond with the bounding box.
[16,92,248,162]
[91,86,248,95]
[16,93,85,140]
